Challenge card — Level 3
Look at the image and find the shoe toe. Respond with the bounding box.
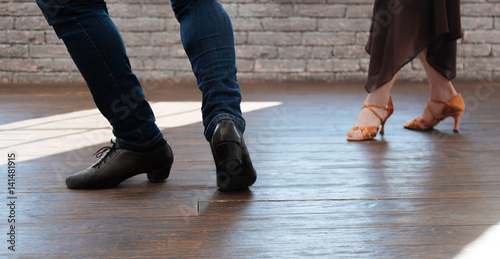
[65,169,108,189]
[65,173,84,189]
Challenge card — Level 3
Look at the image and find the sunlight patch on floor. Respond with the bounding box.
[454,223,500,259]
[0,101,282,162]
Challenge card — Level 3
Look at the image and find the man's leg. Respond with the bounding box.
[36,0,173,189]
[171,0,256,190]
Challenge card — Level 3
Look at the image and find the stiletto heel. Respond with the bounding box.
[347,96,394,141]
[452,111,464,132]
[380,121,386,134]
[404,94,465,132]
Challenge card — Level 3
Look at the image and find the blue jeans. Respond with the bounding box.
[36,0,245,150]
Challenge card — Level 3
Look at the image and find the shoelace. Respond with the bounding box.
[91,140,118,169]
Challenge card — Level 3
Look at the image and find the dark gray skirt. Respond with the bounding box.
[365,0,461,92]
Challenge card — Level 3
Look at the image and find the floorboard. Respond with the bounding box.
[0,81,499,258]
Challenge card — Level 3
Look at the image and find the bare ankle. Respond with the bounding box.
[429,82,457,101]
[366,90,391,105]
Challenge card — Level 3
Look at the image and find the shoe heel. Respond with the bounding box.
[215,142,242,176]
[380,121,386,134]
[452,111,463,133]
[147,164,172,183]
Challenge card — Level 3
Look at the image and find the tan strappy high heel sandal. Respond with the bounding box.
[347,97,394,141]
[404,94,465,132]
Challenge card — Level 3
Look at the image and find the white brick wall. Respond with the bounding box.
[1,0,499,84]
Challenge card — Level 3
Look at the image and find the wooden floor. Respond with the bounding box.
[0,81,499,258]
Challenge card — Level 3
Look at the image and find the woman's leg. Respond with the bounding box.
[347,72,398,140]
[410,49,458,125]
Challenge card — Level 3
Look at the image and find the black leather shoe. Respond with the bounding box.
[210,119,257,191]
[66,140,174,189]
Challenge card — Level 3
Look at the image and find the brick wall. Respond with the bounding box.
[1,0,499,84]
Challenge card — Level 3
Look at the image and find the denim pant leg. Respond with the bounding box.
[171,0,246,141]
[36,0,163,150]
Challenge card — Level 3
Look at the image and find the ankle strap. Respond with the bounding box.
[362,104,385,124]
[361,96,394,124]
[363,96,394,111]
[426,100,440,120]
[363,103,390,109]
[429,99,447,105]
